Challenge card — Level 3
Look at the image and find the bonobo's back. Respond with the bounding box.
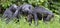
[34,6,49,12]
[34,6,53,15]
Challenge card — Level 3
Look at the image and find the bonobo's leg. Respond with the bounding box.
[33,13,38,26]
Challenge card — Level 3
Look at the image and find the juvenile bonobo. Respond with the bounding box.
[2,4,18,23]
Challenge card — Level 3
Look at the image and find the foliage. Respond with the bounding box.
[49,0,60,15]
[0,0,12,9]
[0,14,60,28]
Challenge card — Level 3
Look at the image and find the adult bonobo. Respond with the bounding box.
[27,6,54,25]
[13,4,34,25]
[2,4,18,23]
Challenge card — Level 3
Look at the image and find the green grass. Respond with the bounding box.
[0,15,60,28]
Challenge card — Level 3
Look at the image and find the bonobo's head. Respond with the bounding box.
[10,4,18,12]
[11,4,18,9]
[21,4,33,14]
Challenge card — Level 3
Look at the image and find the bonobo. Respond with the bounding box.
[22,6,54,25]
[13,4,34,25]
[34,6,54,22]
[2,4,18,23]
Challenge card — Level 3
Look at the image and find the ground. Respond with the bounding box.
[0,14,60,28]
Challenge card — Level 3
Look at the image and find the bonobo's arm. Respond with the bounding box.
[13,10,18,17]
[12,6,22,18]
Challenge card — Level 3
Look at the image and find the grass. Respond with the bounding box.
[0,15,60,28]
